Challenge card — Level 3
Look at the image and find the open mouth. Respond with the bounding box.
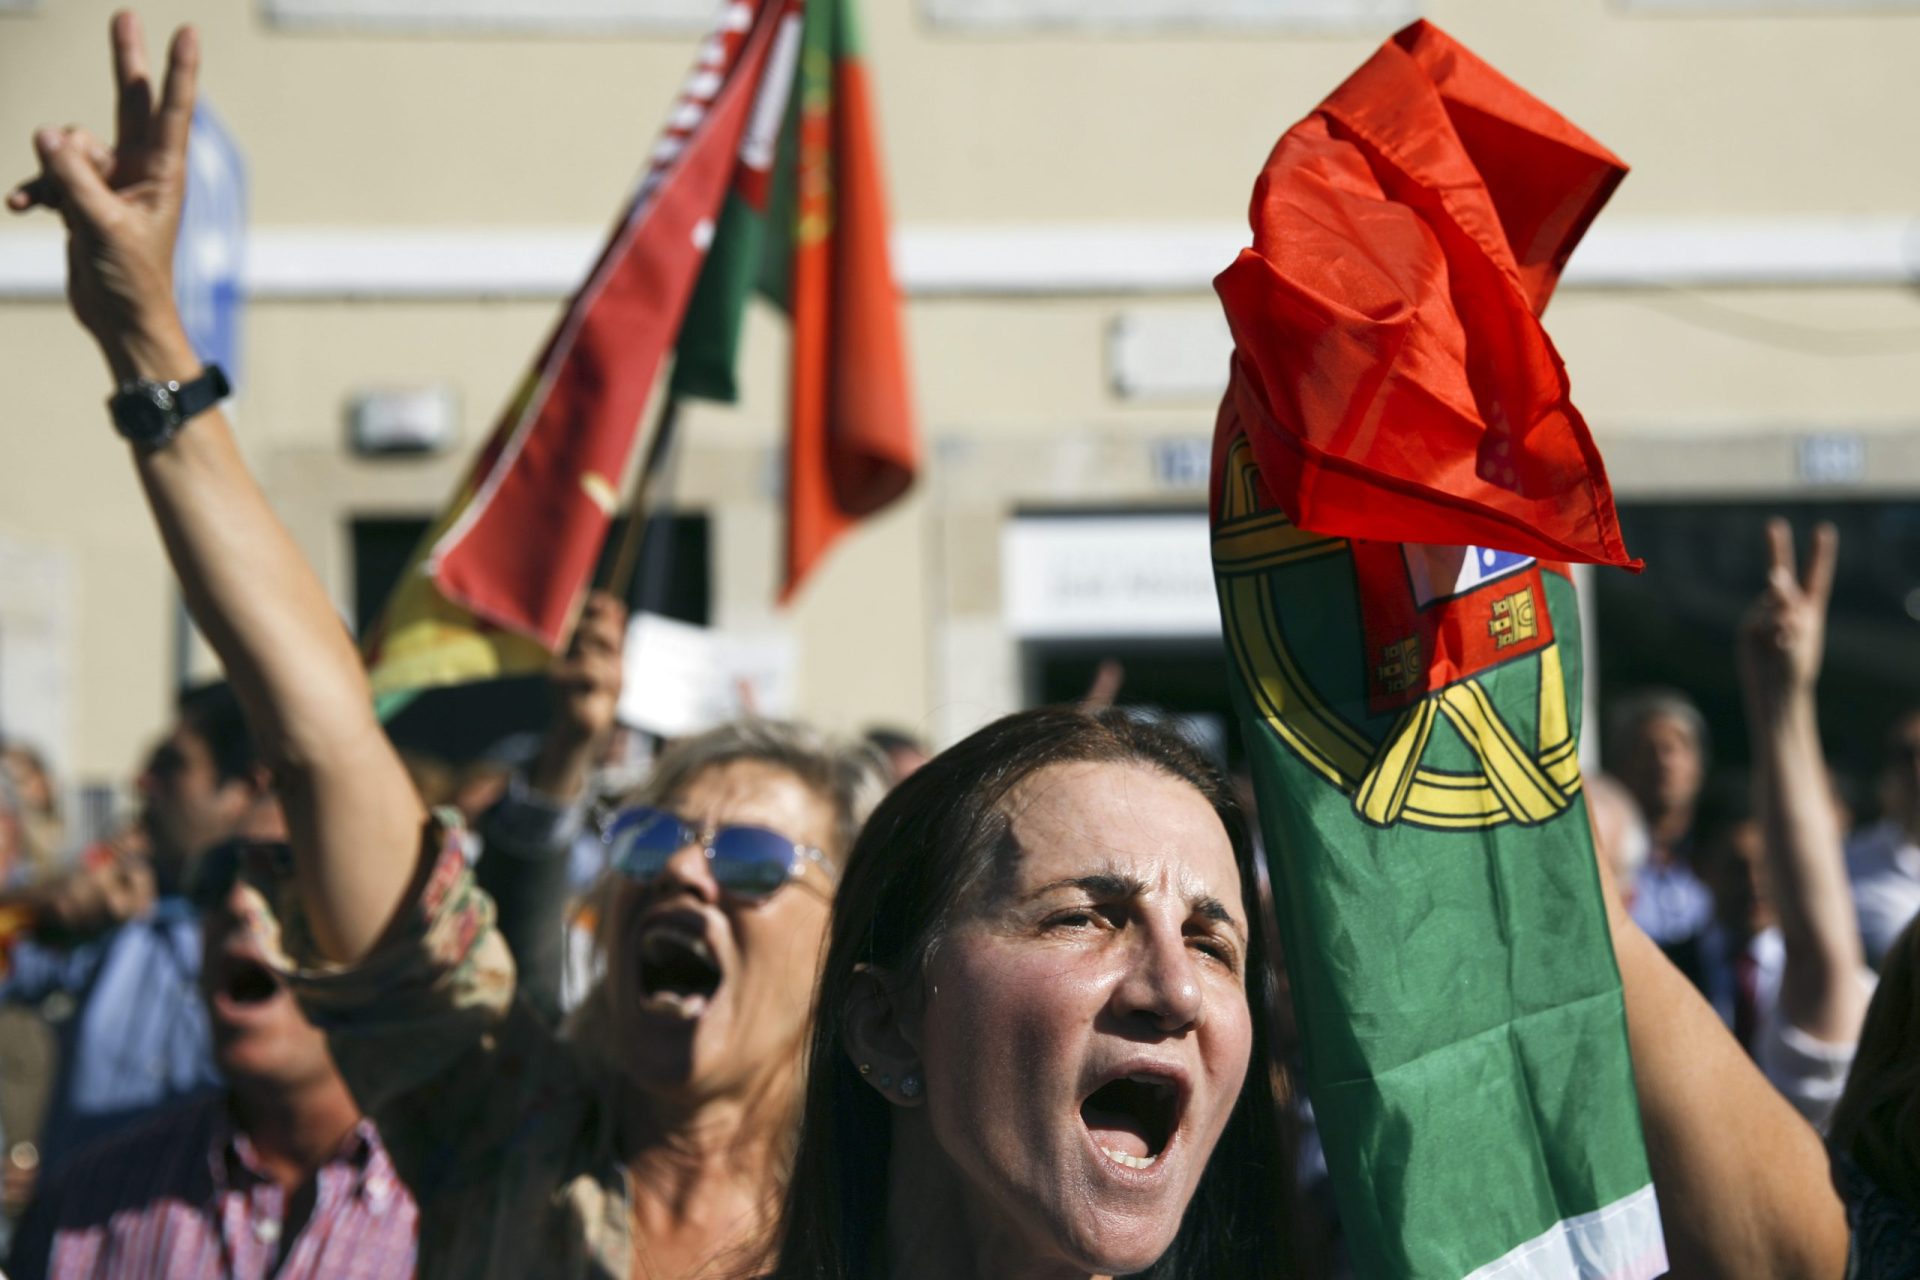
[1081,1074,1180,1172]
[221,956,281,1007]
[636,928,723,1020]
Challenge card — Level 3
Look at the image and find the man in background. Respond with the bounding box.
[0,681,266,1172]
[1847,708,1920,969]
[1609,688,1716,987]
[9,797,417,1278]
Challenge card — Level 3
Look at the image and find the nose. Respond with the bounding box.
[213,878,253,925]
[1111,923,1204,1034]
[649,838,721,905]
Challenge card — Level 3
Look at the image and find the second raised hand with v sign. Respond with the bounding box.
[1736,517,1870,1085]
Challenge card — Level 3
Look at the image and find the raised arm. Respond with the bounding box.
[1739,520,1870,1046]
[478,590,627,1020]
[1593,820,1849,1279]
[8,12,423,962]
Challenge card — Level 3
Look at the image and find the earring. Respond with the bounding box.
[900,1073,922,1099]
[858,1063,872,1076]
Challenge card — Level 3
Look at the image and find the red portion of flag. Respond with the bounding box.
[1350,542,1566,714]
[428,1,788,648]
[782,54,917,602]
[1213,20,1639,570]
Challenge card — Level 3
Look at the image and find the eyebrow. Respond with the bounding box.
[1034,872,1248,940]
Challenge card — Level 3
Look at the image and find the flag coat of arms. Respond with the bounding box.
[1212,22,1664,1279]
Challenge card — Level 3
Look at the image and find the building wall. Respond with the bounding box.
[2,0,1918,786]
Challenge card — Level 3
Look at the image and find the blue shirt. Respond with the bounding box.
[1,896,219,1169]
[1629,857,1715,946]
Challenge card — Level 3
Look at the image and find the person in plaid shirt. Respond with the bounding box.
[6,798,417,1279]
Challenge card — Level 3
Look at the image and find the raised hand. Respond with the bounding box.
[1739,518,1837,710]
[40,846,156,937]
[528,592,630,801]
[7,11,199,380]
[552,592,630,748]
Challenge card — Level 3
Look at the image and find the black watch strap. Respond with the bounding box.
[108,364,232,450]
[172,364,231,422]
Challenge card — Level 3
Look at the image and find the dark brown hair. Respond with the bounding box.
[1831,914,1920,1211]
[770,706,1290,1280]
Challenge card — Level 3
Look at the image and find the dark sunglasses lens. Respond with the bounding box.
[189,842,243,910]
[147,744,187,780]
[608,809,688,880]
[707,827,798,898]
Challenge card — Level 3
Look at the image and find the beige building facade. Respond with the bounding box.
[2,0,1919,800]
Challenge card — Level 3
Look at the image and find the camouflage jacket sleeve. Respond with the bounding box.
[271,814,569,1190]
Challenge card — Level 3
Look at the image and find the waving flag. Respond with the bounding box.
[1213,22,1663,1279]
[365,0,793,707]
[670,0,917,601]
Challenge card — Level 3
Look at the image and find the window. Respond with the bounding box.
[261,0,716,34]
[923,0,1415,33]
[1620,0,1920,10]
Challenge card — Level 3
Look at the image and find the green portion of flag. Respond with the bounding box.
[373,688,420,724]
[671,190,769,403]
[1213,443,1658,1278]
[669,0,851,402]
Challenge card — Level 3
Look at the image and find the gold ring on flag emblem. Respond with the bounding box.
[1212,437,1581,832]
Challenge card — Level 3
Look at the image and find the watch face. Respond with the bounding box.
[115,384,178,444]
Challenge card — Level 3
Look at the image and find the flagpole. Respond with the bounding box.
[602,395,685,603]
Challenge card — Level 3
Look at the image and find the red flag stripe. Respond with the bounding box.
[428,0,789,647]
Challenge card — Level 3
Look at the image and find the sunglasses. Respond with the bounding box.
[188,838,294,913]
[604,805,831,901]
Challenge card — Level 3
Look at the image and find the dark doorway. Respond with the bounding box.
[1025,638,1241,770]
[350,511,712,761]
[1593,499,1920,818]
[350,511,711,639]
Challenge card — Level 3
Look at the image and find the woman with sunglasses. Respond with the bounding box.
[7,14,888,1278]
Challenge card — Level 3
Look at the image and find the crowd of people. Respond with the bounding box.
[1,10,1918,1279]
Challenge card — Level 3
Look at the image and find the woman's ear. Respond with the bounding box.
[841,963,927,1108]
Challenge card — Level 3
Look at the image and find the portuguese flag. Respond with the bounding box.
[671,0,917,601]
[364,0,793,708]
[1212,22,1664,1279]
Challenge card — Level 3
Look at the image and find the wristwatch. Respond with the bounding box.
[108,364,231,451]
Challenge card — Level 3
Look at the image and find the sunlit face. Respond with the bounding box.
[604,760,836,1104]
[909,762,1253,1275]
[1618,714,1704,823]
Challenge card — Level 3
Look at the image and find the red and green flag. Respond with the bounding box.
[1213,22,1663,1278]
[671,0,917,601]
[365,0,795,709]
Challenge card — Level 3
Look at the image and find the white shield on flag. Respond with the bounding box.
[1402,543,1535,608]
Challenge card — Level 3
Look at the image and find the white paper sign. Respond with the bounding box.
[617,613,795,738]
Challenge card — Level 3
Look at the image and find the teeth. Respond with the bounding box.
[1100,1147,1158,1171]
[641,930,714,964]
[638,990,707,1020]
